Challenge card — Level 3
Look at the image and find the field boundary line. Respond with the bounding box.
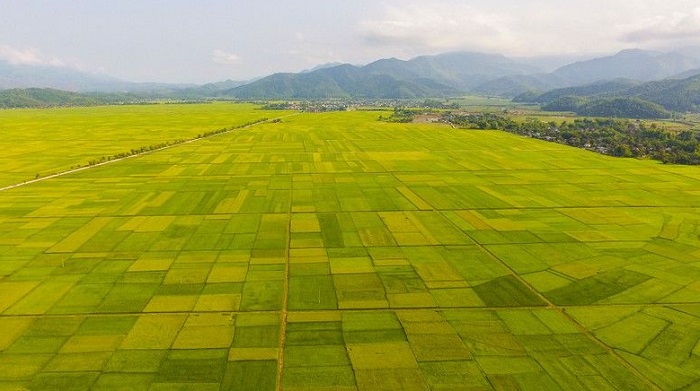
[276,177,294,390]
[411,199,665,389]
[555,308,663,390]
[466,231,664,390]
[0,112,300,193]
[2,302,698,320]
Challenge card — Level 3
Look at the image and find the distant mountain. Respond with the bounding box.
[364,52,540,89]
[671,46,700,60]
[542,96,671,119]
[552,49,700,85]
[512,54,603,73]
[225,64,461,99]
[0,61,120,91]
[472,74,565,97]
[0,88,137,108]
[170,79,250,99]
[621,74,700,112]
[0,60,193,93]
[223,52,538,99]
[301,63,345,73]
[670,68,700,80]
[3,48,698,104]
[515,79,642,103]
[526,74,700,114]
[474,49,700,97]
[0,88,89,108]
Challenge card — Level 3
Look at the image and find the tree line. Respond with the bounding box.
[442,113,700,165]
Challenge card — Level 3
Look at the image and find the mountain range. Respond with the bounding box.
[2,47,700,113]
[222,52,539,99]
[518,74,700,114]
[473,49,700,96]
[0,61,202,94]
[219,48,700,101]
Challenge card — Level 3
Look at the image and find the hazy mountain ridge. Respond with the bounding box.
[228,49,700,100]
[0,88,147,108]
[223,61,469,99]
[0,61,197,93]
[474,49,700,97]
[223,52,537,99]
[542,96,672,119]
[514,79,643,103]
[520,74,700,113]
[2,48,700,112]
[0,61,123,91]
[552,49,699,85]
[621,75,700,112]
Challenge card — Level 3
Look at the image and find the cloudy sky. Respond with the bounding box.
[1,0,698,83]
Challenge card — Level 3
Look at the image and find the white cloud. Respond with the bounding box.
[620,8,700,45]
[0,44,79,68]
[287,33,345,66]
[359,2,514,54]
[357,1,700,58]
[212,49,241,65]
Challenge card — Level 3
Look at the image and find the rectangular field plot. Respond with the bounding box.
[1,107,700,389]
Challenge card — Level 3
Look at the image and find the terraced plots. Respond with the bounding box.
[0,107,700,390]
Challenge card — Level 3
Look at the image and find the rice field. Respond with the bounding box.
[0,103,286,188]
[0,106,699,390]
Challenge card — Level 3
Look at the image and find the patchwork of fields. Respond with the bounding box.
[0,103,285,188]
[1,106,700,390]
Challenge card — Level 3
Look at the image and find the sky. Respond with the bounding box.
[0,0,699,84]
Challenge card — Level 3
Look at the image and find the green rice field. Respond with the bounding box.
[0,103,287,188]
[1,105,699,390]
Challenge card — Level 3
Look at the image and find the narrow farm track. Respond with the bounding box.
[1,300,698,319]
[275,177,294,391]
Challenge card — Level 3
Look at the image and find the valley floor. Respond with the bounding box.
[0,107,699,390]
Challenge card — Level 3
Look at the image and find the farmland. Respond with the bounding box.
[0,105,699,390]
[0,103,287,188]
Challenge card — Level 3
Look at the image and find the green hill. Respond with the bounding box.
[623,74,700,112]
[515,79,640,103]
[0,88,105,108]
[530,74,700,115]
[474,49,700,97]
[577,97,671,118]
[542,96,671,119]
[224,52,536,99]
[0,88,204,109]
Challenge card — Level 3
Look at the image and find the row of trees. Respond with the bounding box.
[442,113,700,165]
